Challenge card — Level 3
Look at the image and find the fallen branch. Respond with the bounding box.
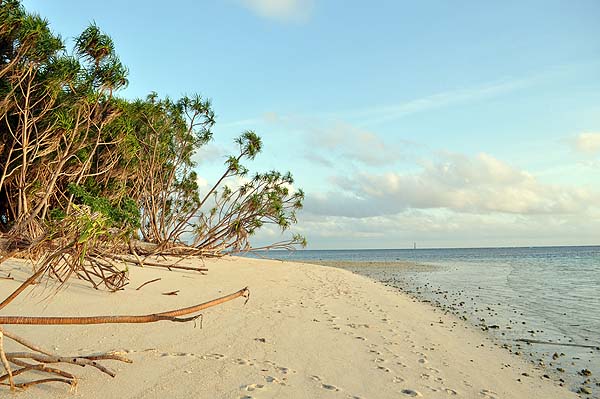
[516,338,600,349]
[105,253,208,273]
[0,265,49,312]
[135,278,161,291]
[0,286,249,325]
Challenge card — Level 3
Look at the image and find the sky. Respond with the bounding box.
[22,0,600,249]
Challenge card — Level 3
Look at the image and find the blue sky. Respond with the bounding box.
[23,0,600,248]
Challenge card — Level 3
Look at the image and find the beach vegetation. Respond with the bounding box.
[0,0,305,265]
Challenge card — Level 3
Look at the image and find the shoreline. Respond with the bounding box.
[1,256,577,398]
[298,258,598,396]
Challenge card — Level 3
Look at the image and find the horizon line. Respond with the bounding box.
[257,244,600,251]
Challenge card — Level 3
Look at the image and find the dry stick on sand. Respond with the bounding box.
[0,268,250,391]
[135,277,161,290]
[0,287,249,325]
[105,253,208,273]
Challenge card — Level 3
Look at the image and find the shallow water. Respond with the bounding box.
[251,246,600,396]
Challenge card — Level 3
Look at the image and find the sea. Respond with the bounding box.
[249,246,600,396]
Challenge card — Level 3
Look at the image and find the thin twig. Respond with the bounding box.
[0,264,48,311]
[1,329,54,356]
[0,330,14,390]
[135,278,161,291]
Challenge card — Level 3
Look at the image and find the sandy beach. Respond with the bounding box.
[0,256,577,399]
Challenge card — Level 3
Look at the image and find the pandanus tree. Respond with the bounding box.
[193,131,306,252]
[0,9,130,239]
[0,0,305,267]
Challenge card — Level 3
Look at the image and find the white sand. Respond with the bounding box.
[0,256,576,398]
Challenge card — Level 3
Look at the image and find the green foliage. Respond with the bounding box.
[67,184,140,230]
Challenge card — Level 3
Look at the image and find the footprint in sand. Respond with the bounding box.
[401,388,423,397]
[444,388,458,395]
[264,375,286,385]
[311,376,341,392]
[201,353,226,360]
[277,366,293,374]
[178,352,194,357]
[377,366,392,373]
[322,384,341,391]
[480,389,498,398]
[242,383,264,392]
[417,358,428,364]
[425,385,439,392]
[393,376,405,383]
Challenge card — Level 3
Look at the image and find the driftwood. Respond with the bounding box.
[135,278,161,290]
[0,262,250,391]
[516,338,600,350]
[0,287,249,325]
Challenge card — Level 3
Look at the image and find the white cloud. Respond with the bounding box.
[240,0,314,22]
[196,175,209,190]
[307,122,409,166]
[193,142,228,165]
[305,152,598,217]
[291,209,600,249]
[574,132,600,155]
[329,77,536,127]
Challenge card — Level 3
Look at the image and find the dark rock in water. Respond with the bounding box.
[580,368,592,376]
[578,386,592,395]
[552,352,559,360]
[557,367,565,372]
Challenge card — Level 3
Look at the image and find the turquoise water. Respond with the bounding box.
[251,246,600,395]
